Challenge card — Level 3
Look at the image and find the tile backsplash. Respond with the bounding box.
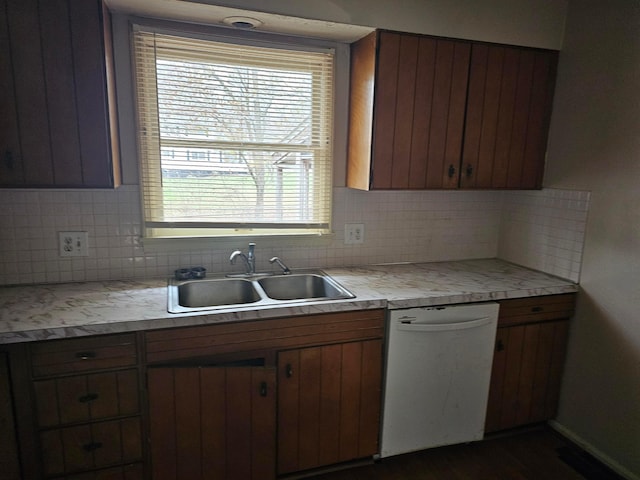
[498,189,590,283]
[0,186,588,286]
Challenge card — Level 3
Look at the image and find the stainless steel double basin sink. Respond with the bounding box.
[168,270,356,313]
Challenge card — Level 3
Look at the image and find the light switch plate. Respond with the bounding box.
[59,231,89,257]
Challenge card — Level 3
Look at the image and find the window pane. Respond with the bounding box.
[133,29,334,237]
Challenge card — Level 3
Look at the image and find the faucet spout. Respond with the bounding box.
[229,243,257,275]
[270,256,291,274]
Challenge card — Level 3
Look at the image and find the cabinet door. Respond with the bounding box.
[462,44,558,189]
[0,353,20,480]
[148,366,276,480]
[371,32,470,190]
[0,0,119,187]
[485,320,569,432]
[277,339,383,475]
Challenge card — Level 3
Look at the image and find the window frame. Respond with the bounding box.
[130,22,338,241]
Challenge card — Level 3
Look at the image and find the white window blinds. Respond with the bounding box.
[132,27,335,238]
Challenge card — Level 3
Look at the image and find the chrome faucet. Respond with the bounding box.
[230,242,256,274]
[270,256,291,274]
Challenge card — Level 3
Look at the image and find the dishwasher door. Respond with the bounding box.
[380,302,499,458]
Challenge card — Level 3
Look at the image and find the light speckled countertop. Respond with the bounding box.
[0,258,578,344]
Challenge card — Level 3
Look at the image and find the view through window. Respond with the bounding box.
[133,28,335,238]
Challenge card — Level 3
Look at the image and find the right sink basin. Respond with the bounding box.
[257,272,356,301]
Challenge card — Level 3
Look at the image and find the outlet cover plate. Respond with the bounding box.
[344,223,364,245]
[59,231,89,257]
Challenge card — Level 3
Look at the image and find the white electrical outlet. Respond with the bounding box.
[59,231,89,257]
[344,223,365,245]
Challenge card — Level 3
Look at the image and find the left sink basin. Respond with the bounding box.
[169,278,262,312]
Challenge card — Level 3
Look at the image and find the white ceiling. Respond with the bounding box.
[104,0,373,42]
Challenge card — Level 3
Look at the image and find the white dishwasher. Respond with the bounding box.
[380,302,499,458]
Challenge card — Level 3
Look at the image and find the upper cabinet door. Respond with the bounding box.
[0,0,120,188]
[347,31,470,190]
[347,30,558,191]
[461,44,558,189]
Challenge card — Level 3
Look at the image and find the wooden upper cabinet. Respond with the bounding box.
[348,31,470,190]
[347,30,558,191]
[0,0,120,188]
[461,44,558,189]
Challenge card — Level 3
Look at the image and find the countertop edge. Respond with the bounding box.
[0,259,579,344]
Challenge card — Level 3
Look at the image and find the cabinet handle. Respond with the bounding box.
[466,164,473,177]
[82,442,103,452]
[285,363,293,378]
[4,150,13,171]
[78,393,99,403]
[448,164,456,178]
[531,306,543,313]
[75,351,97,360]
[260,381,268,397]
[496,339,505,351]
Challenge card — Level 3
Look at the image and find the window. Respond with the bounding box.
[132,27,335,238]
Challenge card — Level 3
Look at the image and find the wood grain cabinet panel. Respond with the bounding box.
[462,44,558,189]
[348,30,471,190]
[347,29,558,191]
[39,418,141,477]
[24,334,143,478]
[30,333,137,378]
[34,370,139,428]
[485,294,575,433]
[277,339,383,475]
[147,366,276,480]
[0,0,120,187]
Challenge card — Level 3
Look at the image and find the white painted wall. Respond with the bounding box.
[211,0,568,49]
[544,0,640,477]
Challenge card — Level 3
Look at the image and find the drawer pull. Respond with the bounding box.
[285,364,293,378]
[260,381,268,397]
[531,306,544,313]
[78,393,99,403]
[82,441,103,452]
[75,351,97,360]
[496,339,505,352]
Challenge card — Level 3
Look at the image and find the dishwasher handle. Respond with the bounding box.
[396,316,494,332]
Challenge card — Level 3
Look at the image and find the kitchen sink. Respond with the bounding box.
[167,270,355,313]
[257,273,355,301]
[172,278,262,309]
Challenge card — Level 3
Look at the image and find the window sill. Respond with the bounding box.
[140,232,335,253]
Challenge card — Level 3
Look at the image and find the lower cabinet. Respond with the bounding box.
[0,352,21,480]
[143,309,385,479]
[485,294,576,433]
[7,334,144,479]
[277,340,383,475]
[147,366,276,480]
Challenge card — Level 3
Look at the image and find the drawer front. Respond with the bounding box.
[34,370,139,428]
[145,309,385,364]
[30,334,137,377]
[40,418,142,477]
[498,294,576,327]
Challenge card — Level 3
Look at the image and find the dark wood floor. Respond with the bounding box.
[303,427,589,480]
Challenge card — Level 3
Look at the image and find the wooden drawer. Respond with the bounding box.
[498,294,576,327]
[145,309,385,364]
[39,418,142,477]
[34,369,139,428]
[30,334,137,378]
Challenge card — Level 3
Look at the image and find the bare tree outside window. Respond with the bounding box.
[134,29,334,237]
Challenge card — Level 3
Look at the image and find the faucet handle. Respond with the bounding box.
[270,257,291,274]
